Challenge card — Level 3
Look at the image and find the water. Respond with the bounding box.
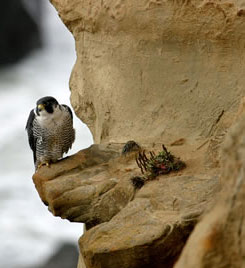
[0,2,93,267]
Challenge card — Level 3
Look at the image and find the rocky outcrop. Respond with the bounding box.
[79,174,219,268]
[31,0,245,267]
[33,143,133,228]
[33,142,220,268]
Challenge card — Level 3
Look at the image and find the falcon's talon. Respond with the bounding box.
[37,164,42,170]
[37,163,43,170]
[37,162,50,170]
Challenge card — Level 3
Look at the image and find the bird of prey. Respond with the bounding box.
[26,96,75,170]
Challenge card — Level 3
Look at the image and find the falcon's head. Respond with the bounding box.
[36,96,59,115]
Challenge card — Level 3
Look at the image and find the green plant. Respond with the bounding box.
[136,145,186,179]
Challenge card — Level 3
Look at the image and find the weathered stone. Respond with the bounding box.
[33,143,138,227]
[51,0,245,144]
[174,115,245,268]
[33,140,221,268]
[79,174,219,268]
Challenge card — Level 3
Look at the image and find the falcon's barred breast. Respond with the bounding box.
[26,96,75,170]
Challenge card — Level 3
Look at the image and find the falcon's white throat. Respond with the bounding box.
[35,105,64,128]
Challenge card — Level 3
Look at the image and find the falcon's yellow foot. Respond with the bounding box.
[37,161,51,170]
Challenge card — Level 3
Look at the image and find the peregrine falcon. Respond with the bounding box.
[26,96,75,170]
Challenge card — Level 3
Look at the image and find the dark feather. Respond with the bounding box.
[61,104,73,119]
[37,96,58,106]
[25,109,37,164]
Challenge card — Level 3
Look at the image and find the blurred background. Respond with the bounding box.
[0,1,93,267]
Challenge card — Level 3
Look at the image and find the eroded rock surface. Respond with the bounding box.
[174,115,245,268]
[51,0,245,144]
[79,174,219,268]
[33,143,136,228]
[33,142,220,268]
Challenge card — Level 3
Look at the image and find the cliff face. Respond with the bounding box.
[175,109,245,268]
[51,0,245,144]
[32,1,245,267]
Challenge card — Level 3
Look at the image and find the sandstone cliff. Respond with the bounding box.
[32,1,245,267]
[52,0,245,146]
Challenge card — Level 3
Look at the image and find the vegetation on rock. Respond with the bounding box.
[136,145,186,180]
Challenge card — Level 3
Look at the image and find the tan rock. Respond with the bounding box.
[51,0,245,144]
[33,143,137,227]
[33,141,219,268]
[79,174,219,268]
[174,115,245,268]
